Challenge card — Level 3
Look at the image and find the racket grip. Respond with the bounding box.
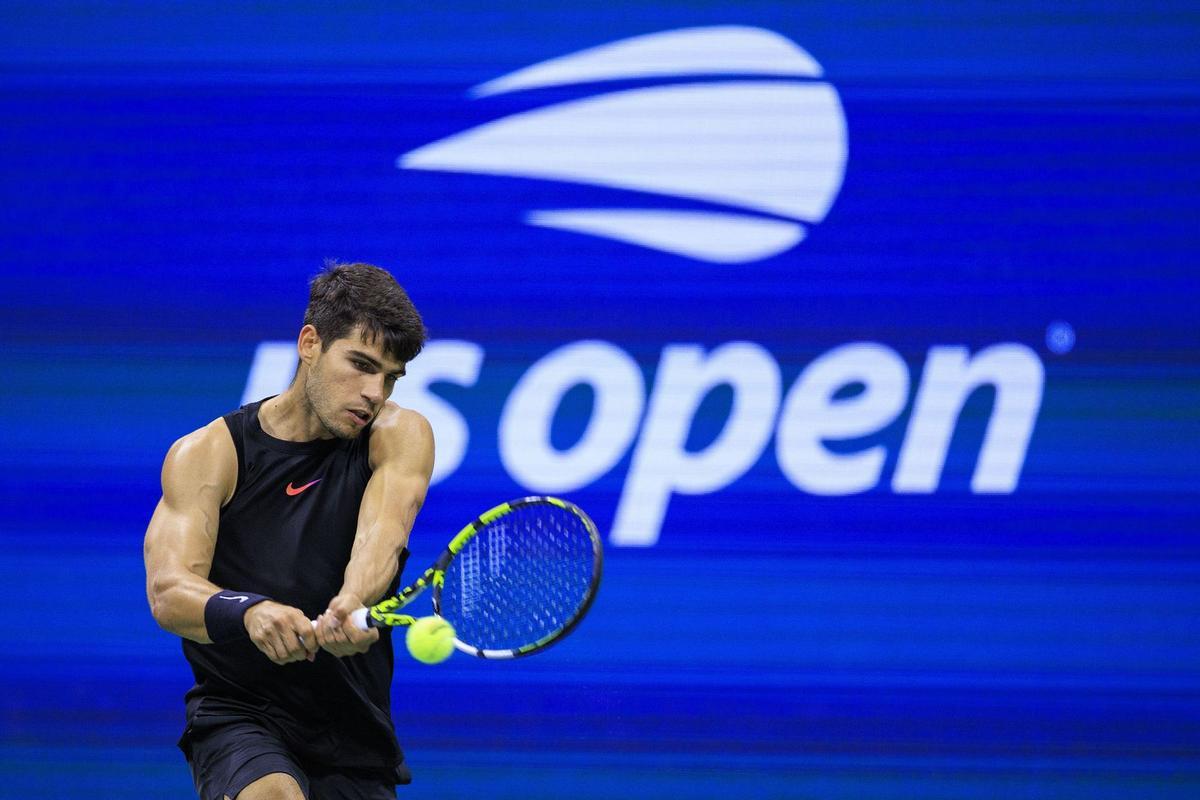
[351,607,372,631]
[307,608,373,631]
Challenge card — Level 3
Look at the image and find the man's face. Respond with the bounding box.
[302,326,406,439]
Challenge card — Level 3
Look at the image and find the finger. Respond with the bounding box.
[249,624,275,659]
[280,613,314,656]
[341,625,378,654]
[270,620,304,663]
[294,623,319,658]
[313,615,328,648]
[348,626,379,645]
[317,611,339,636]
[283,630,307,662]
[327,608,351,635]
[315,616,347,653]
[274,610,314,657]
[271,631,296,663]
[259,635,284,664]
[329,619,351,644]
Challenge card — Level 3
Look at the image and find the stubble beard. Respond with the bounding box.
[303,366,357,440]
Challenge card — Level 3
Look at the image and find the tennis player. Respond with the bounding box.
[144,262,433,799]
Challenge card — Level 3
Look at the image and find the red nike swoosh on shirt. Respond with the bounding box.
[285,479,321,496]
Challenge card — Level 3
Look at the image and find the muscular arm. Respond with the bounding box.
[143,421,237,642]
[344,406,434,601]
[316,404,434,655]
[144,420,318,663]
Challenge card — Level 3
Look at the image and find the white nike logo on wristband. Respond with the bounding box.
[219,594,250,603]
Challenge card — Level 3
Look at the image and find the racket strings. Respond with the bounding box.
[441,504,596,651]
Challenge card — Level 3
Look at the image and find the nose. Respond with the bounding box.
[362,373,387,407]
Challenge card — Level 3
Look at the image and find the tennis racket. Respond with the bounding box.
[349,496,603,659]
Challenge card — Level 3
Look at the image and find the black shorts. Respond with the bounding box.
[183,714,402,800]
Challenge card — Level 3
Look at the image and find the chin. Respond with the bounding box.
[318,413,362,441]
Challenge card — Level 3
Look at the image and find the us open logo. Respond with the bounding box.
[398,26,848,263]
[244,27,1045,547]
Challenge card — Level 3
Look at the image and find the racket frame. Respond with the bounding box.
[363,496,603,659]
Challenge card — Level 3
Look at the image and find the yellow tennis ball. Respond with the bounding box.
[405,615,456,664]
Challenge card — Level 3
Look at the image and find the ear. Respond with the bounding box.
[297,324,322,366]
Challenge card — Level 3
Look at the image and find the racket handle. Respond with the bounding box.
[307,608,373,632]
[351,607,372,630]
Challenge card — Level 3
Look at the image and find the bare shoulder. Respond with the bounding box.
[165,418,236,469]
[371,402,432,437]
[162,418,238,506]
[368,402,434,472]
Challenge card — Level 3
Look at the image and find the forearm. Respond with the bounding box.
[339,521,407,605]
[340,409,432,608]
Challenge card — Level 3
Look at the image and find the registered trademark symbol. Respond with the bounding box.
[1046,321,1075,354]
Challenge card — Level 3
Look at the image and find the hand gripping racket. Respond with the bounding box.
[350,496,603,659]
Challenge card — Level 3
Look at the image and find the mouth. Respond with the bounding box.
[347,408,372,427]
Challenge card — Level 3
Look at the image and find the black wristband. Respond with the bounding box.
[204,591,271,644]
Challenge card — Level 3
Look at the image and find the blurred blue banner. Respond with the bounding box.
[1,2,1198,797]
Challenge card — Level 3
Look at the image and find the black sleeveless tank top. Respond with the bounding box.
[180,399,408,778]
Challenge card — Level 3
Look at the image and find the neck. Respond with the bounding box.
[260,382,333,441]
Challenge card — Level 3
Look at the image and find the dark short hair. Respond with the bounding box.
[303,261,427,362]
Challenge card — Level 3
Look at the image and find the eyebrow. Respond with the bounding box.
[347,349,406,377]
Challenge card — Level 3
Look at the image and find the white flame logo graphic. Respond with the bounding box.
[399,26,848,263]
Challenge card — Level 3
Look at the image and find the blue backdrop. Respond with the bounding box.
[2,2,1198,798]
